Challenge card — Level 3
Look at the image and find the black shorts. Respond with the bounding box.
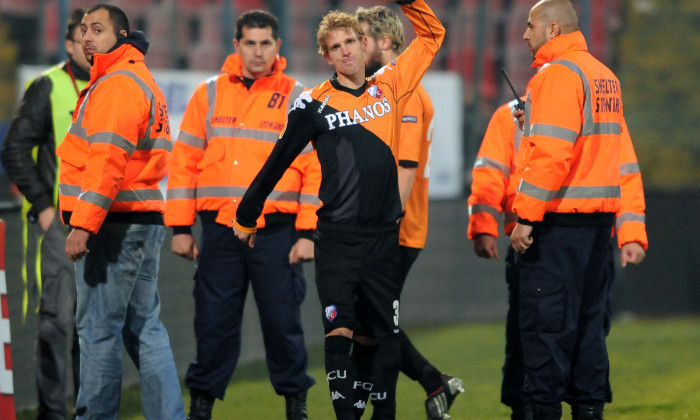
[314,222,402,340]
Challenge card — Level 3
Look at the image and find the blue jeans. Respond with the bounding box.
[74,223,185,420]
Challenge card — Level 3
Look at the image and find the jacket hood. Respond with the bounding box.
[109,30,149,55]
[221,53,287,79]
[532,31,588,68]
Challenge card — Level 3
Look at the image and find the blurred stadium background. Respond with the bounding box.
[0,0,698,412]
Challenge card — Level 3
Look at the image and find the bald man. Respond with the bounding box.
[509,1,631,419]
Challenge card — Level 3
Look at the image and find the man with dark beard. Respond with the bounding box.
[356,5,464,420]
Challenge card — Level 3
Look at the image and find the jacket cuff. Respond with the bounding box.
[172,225,193,235]
[233,218,257,234]
[517,217,535,226]
[298,229,314,240]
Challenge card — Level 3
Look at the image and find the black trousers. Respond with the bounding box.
[184,222,314,399]
[514,223,614,405]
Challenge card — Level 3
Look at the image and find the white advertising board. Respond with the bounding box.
[19,66,462,198]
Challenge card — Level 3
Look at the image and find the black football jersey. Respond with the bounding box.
[237,0,445,229]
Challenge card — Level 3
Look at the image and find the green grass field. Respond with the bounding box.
[18,317,700,419]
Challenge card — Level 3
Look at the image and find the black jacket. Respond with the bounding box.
[0,59,89,219]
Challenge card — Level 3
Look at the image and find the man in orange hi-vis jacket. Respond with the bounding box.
[507,1,643,419]
[165,10,319,420]
[165,10,321,420]
[57,4,185,419]
[232,1,444,418]
[468,98,647,420]
[165,10,320,420]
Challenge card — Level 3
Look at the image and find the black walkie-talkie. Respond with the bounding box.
[499,67,525,110]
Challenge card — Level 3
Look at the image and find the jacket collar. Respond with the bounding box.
[221,53,287,80]
[532,31,588,68]
[89,31,149,81]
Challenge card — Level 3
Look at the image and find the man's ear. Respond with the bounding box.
[378,35,393,51]
[548,22,561,39]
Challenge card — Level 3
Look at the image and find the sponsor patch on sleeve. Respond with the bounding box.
[402,116,418,123]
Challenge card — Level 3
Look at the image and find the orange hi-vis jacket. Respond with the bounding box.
[616,118,648,250]
[57,40,171,234]
[398,83,434,249]
[165,54,321,230]
[468,99,521,239]
[468,98,648,249]
[512,31,623,223]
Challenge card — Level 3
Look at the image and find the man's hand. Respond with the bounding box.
[621,242,645,267]
[38,207,56,232]
[232,224,256,248]
[513,108,525,130]
[172,233,199,260]
[510,222,533,254]
[289,237,314,264]
[473,234,500,260]
[65,227,90,262]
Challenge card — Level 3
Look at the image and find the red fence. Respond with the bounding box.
[0,219,16,420]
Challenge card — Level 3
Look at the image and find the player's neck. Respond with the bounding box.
[336,71,365,90]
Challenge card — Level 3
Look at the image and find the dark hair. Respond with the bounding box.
[85,4,130,35]
[235,10,278,41]
[66,8,86,41]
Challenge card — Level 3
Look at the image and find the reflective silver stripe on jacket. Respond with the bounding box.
[468,203,501,220]
[529,124,578,143]
[300,193,321,206]
[620,162,640,175]
[60,183,164,206]
[209,126,281,143]
[195,186,304,203]
[176,130,206,150]
[88,131,135,154]
[168,185,320,206]
[166,187,194,200]
[474,156,511,178]
[616,212,646,230]
[519,180,620,202]
[204,76,218,141]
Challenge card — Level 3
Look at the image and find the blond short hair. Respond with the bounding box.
[356,5,404,52]
[316,11,365,55]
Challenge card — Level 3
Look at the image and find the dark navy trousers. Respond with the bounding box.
[184,222,315,399]
[501,247,525,408]
[514,223,614,405]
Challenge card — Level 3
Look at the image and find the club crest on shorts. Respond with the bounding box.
[325,304,338,322]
